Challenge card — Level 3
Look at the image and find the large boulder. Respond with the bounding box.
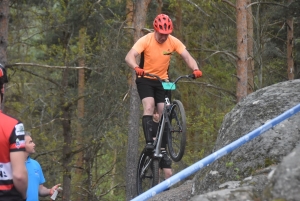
[147,80,300,201]
[262,144,300,201]
[190,79,300,200]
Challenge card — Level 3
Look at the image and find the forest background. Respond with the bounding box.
[0,0,299,201]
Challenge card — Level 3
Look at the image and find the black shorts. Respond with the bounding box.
[136,77,165,104]
[159,153,172,169]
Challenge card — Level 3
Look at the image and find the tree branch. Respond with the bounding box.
[247,2,287,8]
[6,62,101,74]
[185,0,210,16]
[123,26,153,34]
[181,80,236,99]
[141,28,153,33]
[33,149,61,160]
[188,48,239,61]
[19,68,62,87]
[221,0,236,8]
[201,49,239,61]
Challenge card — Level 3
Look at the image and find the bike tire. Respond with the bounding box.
[167,100,187,162]
[136,152,160,195]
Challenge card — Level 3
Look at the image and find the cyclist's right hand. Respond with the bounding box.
[135,66,144,76]
[193,69,202,78]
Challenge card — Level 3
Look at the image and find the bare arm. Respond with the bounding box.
[180,49,199,71]
[10,151,28,199]
[39,185,50,197]
[125,48,140,69]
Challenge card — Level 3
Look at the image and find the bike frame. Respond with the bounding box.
[153,97,170,157]
[147,74,193,158]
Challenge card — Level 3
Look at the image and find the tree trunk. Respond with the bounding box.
[126,0,151,200]
[61,26,72,201]
[0,0,8,66]
[286,0,294,80]
[61,102,72,201]
[236,0,248,102]
[126,0,134,26]
[75,26,86,201]
[246,0,254,94]
[255,3,263,88]
[85,148,93,201]
[0,0,9,110]
[156,0,163,14]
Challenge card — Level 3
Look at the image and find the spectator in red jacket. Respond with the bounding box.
[0,63,28,201]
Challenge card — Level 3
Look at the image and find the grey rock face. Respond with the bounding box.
[147,80,300,201]
[190,80,300,200]
[262,145,300,201]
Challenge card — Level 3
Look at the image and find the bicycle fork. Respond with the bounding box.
[154,114,172,157]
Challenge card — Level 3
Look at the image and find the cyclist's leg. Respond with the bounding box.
[142,115,154,142]
[136,78,165,153]
[152,108,159,140]
[163,168,172,179]
[151,84,164,151]
[141,97,155,115]
[142,98,157,153]
[156,102,164,118]
[154,80,165,119]
[159,151,172,174]
[159,151,172,191]
[136,78,156,153]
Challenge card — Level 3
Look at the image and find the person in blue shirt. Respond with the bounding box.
[24,132,61,201]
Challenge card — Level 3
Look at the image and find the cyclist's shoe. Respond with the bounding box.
[144,143,154,155]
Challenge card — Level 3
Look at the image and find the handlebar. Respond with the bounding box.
[145,73,195,84]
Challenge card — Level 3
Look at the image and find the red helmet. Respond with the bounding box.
[153,14,173,34]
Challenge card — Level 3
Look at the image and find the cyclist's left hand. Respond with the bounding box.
[193,69,202,78]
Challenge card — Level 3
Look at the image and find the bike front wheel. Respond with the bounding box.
[136,152,159,195]
[167,100,187,162]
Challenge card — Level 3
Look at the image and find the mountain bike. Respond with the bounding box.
[136,73,195,195]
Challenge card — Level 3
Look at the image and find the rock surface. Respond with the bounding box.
[149,80,300,201]
[262,145,300,201]
[148,180,193,201]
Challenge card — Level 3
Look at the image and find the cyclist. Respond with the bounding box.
[125,14,202,154]
[0,63,28,201]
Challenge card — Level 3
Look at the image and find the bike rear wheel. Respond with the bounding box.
[167,100,187,162]
[136,152,159,195]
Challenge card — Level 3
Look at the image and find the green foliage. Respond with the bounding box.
[4,0,296,200]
